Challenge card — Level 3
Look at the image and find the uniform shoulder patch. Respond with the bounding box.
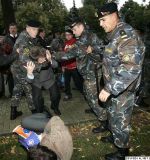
[119,30,128,39]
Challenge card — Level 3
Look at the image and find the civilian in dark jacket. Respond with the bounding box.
[2,23,19,97]
[29,47,61,115]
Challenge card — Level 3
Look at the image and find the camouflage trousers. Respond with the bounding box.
[107,90,135,148]
[142,60,150,97]
[83,79,107,121]
[11,79,35,111]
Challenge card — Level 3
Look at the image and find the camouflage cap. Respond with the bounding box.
[96,2,118,19]
[65,29,73,35]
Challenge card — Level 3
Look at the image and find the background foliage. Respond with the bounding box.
[0,0,150,35]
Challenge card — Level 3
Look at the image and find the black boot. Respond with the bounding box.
[10,106,23,120]
[53,108,61,116]
[135,97,149,107]
[101,134,114,143]
[92,120,108,133]
[51,102,61,116]
[85,108,94,114]
[105,148,129,160]
[31,109,37,114]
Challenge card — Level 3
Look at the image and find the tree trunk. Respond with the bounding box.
[1,0,16,33]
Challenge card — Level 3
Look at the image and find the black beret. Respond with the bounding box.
[96,2,118,19]
[27,20,41,28]
[68,17,84,28]
[65,29,73,35]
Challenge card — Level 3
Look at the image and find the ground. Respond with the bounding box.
[0,88,150,159]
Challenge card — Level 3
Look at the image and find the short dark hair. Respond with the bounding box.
[39,28,45,34]
[28,145,57,160]
[30,46,46,60]
[9,23,17,27]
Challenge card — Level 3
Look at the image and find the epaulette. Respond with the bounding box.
[119,30,128,39]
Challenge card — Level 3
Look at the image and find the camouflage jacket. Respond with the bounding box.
[11,30,43,80]
[102,21,145,96]
[54,29,103,80]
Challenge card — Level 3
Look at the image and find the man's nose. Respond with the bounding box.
[99,21,103,26]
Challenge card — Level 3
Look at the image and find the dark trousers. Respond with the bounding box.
[64,68,83,96]
[0,73,5,96]
[0,72,14,97]
[32,82,61,113]
[7,72,14,96]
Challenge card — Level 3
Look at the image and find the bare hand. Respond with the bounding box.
[16,48,20,54]
[99,89,110,102]
[24,61,35,75]
[86,45,93,54]
[46,50,52,62]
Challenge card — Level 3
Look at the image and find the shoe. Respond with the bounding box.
[85,108,94,114]
[63,95,72,101]
[92,120,108,133]
[31,109,37,114]
[10,106,22,120]
[105,148,129,160]
[101,135,114,143]
[43,110,52,118]
[53,108,61,116]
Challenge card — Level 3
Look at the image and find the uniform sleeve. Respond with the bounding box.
[53,44,79,61]
[51,58,58,68]
[91,34,104,55]
[105,35,145,96]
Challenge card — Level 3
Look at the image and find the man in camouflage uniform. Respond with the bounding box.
[53,18,107,129]
[10,20,41,120]
[137,26,150,106]
[94,2,145,159]
[143,27,150,98]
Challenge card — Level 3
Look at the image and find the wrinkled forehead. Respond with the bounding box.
[99,14,112,21]
[72,25,78,31]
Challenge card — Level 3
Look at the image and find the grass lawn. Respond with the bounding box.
[0,110,150,160]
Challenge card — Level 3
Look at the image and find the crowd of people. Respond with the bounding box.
[0,2,149,160]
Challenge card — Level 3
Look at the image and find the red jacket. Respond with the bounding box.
[62,38,77,70]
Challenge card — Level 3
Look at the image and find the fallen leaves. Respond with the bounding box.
[10,145,16,154]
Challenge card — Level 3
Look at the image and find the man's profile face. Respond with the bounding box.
[65,33,73,41]
[99,13,118,33]
[26,26,39,38]
[9,25,17,35]
[39,31,46,38]
[72,24,83,37]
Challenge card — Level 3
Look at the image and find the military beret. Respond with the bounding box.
[65,29,73,35]
[96,2,118,19]
[68,17,84,28]
[27,20,41,28]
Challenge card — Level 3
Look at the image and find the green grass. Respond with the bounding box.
[0,110,150,160]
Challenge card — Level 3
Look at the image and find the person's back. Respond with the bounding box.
[41,116,73,160]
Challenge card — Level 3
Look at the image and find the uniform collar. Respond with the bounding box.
[107,20,125,40]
